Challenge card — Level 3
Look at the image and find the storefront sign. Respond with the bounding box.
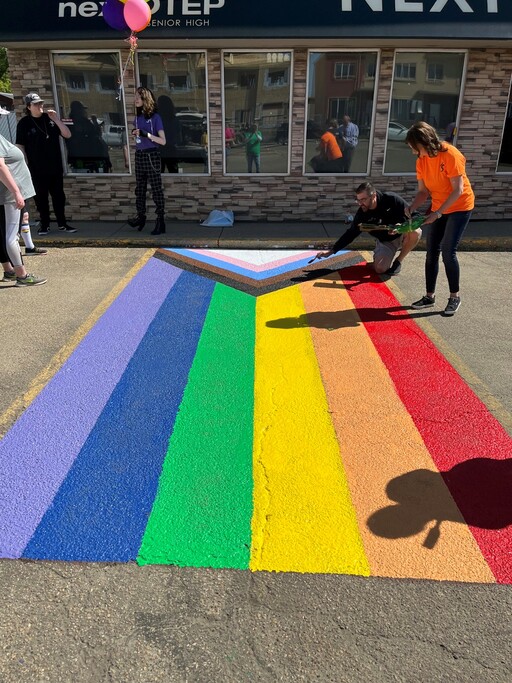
[1,0,511,41]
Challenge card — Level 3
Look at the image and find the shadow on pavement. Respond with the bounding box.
[367,458,512,548]
[266,306,440,330]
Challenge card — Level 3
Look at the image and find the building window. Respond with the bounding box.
[334,62,355,80]
[137,52,208,175]
[497,88,512,173]
[52,52,128,175]
[395,63,416,80]
[223,51,292,175]
[265,69,288,88]
[99,74,117,92]
[384,51,466,174]
[427,63,444,82]
[306,50,379,175]
[67,71,87,91]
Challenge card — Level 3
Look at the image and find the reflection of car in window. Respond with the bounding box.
[387,121,409,141]
[102,124,126,147]
[174,112,208,165]
[176,112,207,144]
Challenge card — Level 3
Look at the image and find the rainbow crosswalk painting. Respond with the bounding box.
[0,250,510,583]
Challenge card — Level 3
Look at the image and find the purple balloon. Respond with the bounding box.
[103,0,129,31]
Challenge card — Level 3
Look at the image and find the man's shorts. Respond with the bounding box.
[373,235,403,270]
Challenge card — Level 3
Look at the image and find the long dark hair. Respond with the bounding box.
[405,121,446,157]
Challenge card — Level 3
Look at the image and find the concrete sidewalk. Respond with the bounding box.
[32,218,512,250]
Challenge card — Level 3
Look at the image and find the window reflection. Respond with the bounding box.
[385,52,466,174]
[137,52,208,174]
[497,89,512,172]
[223,51,292,174]
[306,51,378,175]
[53,52,128,174]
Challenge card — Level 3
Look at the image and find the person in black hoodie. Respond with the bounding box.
[317,182,422,275]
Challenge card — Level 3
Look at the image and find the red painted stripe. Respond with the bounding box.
[340,264,512,584]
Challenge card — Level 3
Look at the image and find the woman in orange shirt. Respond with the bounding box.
[405,122,474,316]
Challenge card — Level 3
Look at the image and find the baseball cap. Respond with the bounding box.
[0,106,10,116]
[25,92,44,106]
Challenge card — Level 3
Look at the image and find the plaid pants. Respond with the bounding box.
[134,149,165,216]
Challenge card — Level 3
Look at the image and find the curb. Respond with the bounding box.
[34,237,512,251]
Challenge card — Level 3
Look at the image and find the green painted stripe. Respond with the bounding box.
[137,283,256,568]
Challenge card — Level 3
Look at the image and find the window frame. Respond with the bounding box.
[304,48,381,177]
[51,49,130,176]
[135,49,210,176]
[221,49,294,177]
[384,49,468,177]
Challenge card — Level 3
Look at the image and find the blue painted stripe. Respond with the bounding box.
[0,257,178,559]
[23,270,215,562]
[164,249,349,281]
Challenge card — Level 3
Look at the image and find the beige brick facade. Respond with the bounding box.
[7,46,512,223]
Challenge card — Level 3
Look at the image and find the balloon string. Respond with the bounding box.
[117,32,139,101]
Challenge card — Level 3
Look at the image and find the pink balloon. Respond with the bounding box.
[123,0,151,32]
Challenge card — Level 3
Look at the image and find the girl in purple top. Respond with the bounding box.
[128,87,167,235]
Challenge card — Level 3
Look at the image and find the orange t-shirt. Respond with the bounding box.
[416,143,474,213]
[320,131,342,161]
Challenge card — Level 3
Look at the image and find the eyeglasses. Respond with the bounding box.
[355,194,373,204]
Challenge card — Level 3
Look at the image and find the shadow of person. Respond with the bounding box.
[266,305,439,330]
[157,95,181,174]
[266,310,360,330]
[290,268,339,283]
[367,458,512,549]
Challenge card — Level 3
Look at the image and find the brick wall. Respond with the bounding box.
[7,46,512,222]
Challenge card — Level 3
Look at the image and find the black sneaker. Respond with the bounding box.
[385,259,402,275]
[411,295,435,309]
[58,224,77,233]
[25,246,48,255]
[443,297,461,316]
[38,226,50,236]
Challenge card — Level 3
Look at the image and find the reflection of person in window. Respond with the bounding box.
[157,95,182,174]
[225,125,235,157]
[201,125,208,173]
[338,115,359,173]
[310,119,344,173]
[445,122,457,144]
[245,124,262,173]
[66,101,111,173]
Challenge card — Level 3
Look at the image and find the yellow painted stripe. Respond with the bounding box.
[0,249,155,439]
[300,274,495,582]
[250,286,370,575]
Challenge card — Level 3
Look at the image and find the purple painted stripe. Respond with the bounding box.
[0,257,181,559]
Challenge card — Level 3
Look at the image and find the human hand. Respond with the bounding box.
[47,109,58,121]
[404,205,412,218]
[14,190,25,209]
[422,213,438,225]
[315,250,333,260]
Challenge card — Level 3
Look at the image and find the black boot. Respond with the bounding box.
[151,215,166,236]
[127,214,146,231]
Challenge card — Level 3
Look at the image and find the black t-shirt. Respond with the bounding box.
[332,191,408,253]
[16,113,64,175]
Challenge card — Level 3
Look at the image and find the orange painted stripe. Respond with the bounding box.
[300,273,495,582]
[339,263,512,584]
